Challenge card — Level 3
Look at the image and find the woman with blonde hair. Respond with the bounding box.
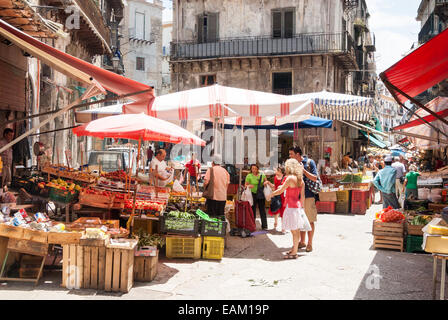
[267,159,312,259]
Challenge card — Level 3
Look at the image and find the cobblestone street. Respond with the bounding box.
[0,196,436,300]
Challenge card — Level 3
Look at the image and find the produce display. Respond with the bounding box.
[42,165,96,183]
[409,215,432,226]
[47,178,82,192]
[101,170,137,184]
[131,229,165,248]
[124,199,165,214]
[162,210,198,232]
[375,207,406,223]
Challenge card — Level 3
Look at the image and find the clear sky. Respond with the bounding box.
[161,0,422,73]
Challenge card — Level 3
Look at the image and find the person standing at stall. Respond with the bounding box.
[289,146,318,253]
[0,128,14,189]
[204,155,229,217]
[392,156,406,201]
[373,156,400,209]
[264,166,286,233]
[403,165,420,200]
[150,149,173,187]
[245,164,268,230]
[185,153,201,193]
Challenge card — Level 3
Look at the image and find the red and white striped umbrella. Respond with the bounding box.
[122,84,313,123]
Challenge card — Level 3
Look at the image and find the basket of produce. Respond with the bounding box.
[200,215,227,237]
[79,188,114,209]
[406,215,432,236]
[160,210,201,236]
[49,187,78,203]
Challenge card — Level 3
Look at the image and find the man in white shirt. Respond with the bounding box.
[150,149,173,187]
[392,156,406,201]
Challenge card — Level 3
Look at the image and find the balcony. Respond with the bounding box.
[365,32,375,52]
[436,0,448,19]
[44,0,111,55]
[418,12,437,44]
[171,32,358,69]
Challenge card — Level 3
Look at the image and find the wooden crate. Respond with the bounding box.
[372,221,404,237]
[19,255,44,279]
[48,232,82,245]
[0,224,25,240]
[406,222,424,236]
[7,238,48,257]
[62,244,107,290]
[104,239,137,293]
[79,192,114,209]
[134,251,158,282]
[373,236,404,252]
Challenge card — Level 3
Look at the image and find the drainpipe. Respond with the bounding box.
[176,0,180,92]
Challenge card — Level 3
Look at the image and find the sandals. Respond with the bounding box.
[284,253,298,259]
[298,243,307,249]
[306,245,313,252]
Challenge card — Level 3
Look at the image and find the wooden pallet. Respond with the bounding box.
[373,236,404,252]
[134,252,158,282]
[406,222,424,236]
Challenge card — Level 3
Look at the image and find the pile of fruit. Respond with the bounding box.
[102,170,136,183]
[375,206,405,223]
[409,215,432,226]
[124,199,165,213]
[83,187,113,196]
[47,178,82,192]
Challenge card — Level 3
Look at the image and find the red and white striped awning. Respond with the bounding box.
[122,84,313,124]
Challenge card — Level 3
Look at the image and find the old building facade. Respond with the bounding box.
[120,0,163,94]
[170,0,377,96]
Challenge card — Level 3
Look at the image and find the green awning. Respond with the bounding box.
[361,131,387,149]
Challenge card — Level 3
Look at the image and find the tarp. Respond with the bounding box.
[380,28,448,104]
[393,97,448,130]
[361,131,387,149]
[392,97,448,150]
[203,116,333,130]
[122,84,313,124]
[75,103,123,123]
[0,19,154,107]
[73,113,205,146]
[290,91,374,122]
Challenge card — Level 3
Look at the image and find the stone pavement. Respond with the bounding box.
[0,198,439,300]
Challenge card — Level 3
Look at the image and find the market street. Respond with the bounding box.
[0,199,435,300]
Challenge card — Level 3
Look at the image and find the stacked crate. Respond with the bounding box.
[351,190,369,215]
[372,220,404,252]
[317,191,337,214]
[335,190,350,214]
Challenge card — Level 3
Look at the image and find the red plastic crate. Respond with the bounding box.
[351,201,367,215]
[316,201,336,214]
[352,190,369,202]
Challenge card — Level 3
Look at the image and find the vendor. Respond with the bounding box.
[402,164,420,200]
[185,153,201,193]
[150,149,173,187]
[318,157,332,176]
[0,128,14,189]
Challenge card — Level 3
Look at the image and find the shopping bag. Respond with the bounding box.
[241,187,253,206]
[399,193,405,208]
[173,179,185,193]
[263,185,273,199]
[235,200,256,232]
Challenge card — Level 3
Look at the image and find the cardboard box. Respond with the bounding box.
[319,191,337,202]
[423,234,448,254]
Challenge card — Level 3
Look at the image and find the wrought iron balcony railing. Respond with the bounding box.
[170,32,355,61]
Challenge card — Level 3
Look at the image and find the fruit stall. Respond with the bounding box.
[316,172,375,215]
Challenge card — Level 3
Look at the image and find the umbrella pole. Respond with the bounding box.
[127,138,141,231]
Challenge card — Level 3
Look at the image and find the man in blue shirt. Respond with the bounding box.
[373,156,400,209]
[289,146,318,253]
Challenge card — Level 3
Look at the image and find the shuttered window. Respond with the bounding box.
[136,57,145,71]
[197,13,219,43]
[272,8,295,39]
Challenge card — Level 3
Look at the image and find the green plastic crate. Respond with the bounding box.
[406,235,425,253]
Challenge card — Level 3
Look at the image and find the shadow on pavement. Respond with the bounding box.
[353,249,434,300]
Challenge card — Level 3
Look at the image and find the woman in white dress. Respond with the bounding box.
[267,158,311,259]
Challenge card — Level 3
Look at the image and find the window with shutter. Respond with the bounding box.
[207,13,218,42]
[135,12,145,40]
[272,11,282,38]
[272,8,295,38]
[197,15,204,43]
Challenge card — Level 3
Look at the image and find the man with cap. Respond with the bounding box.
[373,156,400,209]
[392,156,406,201]
[203,154,230,217]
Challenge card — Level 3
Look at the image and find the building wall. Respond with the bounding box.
[161,22,172,95]
[173,0,345,42]
[172,54,346,94]
[122,0,163,94]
